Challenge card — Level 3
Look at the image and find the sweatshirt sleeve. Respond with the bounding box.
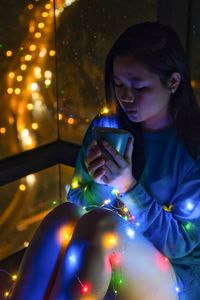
[67,116,118,209]
[119,159,200,259]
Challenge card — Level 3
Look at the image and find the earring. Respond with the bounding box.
[171,88,175,94]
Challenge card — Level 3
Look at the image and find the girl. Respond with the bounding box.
[11,22,200,300]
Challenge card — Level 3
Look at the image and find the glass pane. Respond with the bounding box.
[0,165,74,261]
[0,0,57,159]
[56,0,157,144]
[190,0,200,105]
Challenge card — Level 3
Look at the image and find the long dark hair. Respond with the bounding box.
[104,22,200,179]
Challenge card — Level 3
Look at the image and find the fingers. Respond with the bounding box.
[102,141,125,167]
[124,135,134,163]
[87,157,105,175]
[85,140,101,165]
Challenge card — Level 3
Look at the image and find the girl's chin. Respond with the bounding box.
[127,114,141,122]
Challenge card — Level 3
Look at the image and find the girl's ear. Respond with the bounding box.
[168,72,181,94]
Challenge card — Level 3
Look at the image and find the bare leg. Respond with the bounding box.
[49,208,178,300]
[11,202,85,300]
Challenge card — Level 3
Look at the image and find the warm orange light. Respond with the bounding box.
[100,106,109,115]
[6,50,13,57]
[38,22,45,29]
[4,291,9,298]
[32,123,39,130]
[29,44,37,51]
[39,48,47,57]
[45,3,52,9]
[19,184,26,191]
[17,75,23,82]
[44,79,51,86]
[28,3,34,10]
[7,88,13,94]
[29,25,35,33]
[24,241,29,247]
[35,32,42,38]
[25,54,32,61]
[12,274,18,281]
[49,50,56,56]
[27,103,34,110]
[42,11,49,17]
[21,64,27,71]
[102,233,118,249]
[44,70,52,79]
[58,113,63,120]
[191,80,198,88]
[67,117,75,125]
[8,116,15,124]
[15,88,21,95]
[56,224,75,245]
[0,127,6,134]
[8,72,15,78]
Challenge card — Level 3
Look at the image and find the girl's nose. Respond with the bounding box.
[120,87,134,103]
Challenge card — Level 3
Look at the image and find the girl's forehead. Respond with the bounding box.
[113,56,154,81]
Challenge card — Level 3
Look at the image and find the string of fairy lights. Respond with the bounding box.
[2,0,197,297]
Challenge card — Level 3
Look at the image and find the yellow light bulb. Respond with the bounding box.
[29,25,35,33]
[71,178,79,189]
[49,50,56,56]
[7,88,13,94]
[35,32,42,38]
[102,233,118,249]
[12,274,17,281]
[0,127,6,134]
[100,106,110,114]
[15,88,21,95]
[19,184,26,191]
[6,50,13,57]
[8,72,15,78]
[28,3,34,10]
[67,117,75,125]
[45,3,52,9]
[17,75,23,82]
[4,291,9,298]
[32,123,39,130]
[27,103,34,110]
[24,241,29,247]
[21,64,27,71]
[29,44,37,51]
[38,22,45,29]
[58,113,63,120]
[25,54,32,61]
[42,11,49,17]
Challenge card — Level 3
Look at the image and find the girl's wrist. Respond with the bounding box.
[119,178,137,194]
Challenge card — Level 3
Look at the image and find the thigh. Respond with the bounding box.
[108,223,178,300]
[69,207,178,300]
[11,202,85,300]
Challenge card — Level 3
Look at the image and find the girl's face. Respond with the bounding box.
[113,55,172,131]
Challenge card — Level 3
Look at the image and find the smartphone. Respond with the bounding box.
[92,126,132,160]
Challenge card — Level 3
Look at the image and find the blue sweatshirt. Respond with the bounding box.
[68,114,200,299]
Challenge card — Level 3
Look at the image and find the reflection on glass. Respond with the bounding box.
[0,165,74,261]
[191,0,200,105]
[0,0,58,159]
[57,0,157,144]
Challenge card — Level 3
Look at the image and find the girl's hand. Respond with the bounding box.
[101,136,137,193]
[85,140,107,185]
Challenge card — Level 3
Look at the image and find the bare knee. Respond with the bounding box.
[41,202,84,228]
[71,208,125,247]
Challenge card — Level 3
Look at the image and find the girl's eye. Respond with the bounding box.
[134,86,145,91]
